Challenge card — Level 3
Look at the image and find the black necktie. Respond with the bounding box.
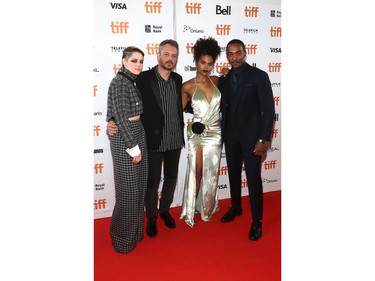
[232,71,238,93]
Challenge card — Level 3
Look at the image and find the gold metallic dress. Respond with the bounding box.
[180,77,222,227]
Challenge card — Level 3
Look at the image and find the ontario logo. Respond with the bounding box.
[183,25,204,33]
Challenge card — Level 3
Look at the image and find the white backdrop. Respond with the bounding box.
[94,0,281,219]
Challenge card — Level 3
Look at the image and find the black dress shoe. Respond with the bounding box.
[146,218,157,238]
[249,221,262,241]
[160,211,176,228]
[220,207,242,223]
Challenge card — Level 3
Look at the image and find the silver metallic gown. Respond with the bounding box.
[180,77,222,227]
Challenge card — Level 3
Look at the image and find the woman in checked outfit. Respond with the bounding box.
[106,46,148,254]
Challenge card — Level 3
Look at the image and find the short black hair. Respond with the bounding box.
[226,39,245,52]
[193,37,221,63]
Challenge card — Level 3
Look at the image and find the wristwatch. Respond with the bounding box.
[258,139,266,144]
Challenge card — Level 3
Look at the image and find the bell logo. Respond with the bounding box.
[245,44,257,55]
[185,2,202,14]
[94,199,107,210]
[264,160,277,170]
[270,27,282,37]
[244,6,259,17]
[94,163,104,174]
[110,21,129,34]
[268,62,281,72]
[93,125,101,136]
[146,43,159,55]
[216,5,231,15]
[216,24,231,35]
[93,85,98,97]
[144,1,162,13]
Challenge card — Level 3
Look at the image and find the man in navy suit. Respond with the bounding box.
[219,39,275,240]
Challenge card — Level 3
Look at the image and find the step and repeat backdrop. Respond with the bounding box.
[94,0,281,219]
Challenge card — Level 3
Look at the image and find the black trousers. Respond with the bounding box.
[145,148,181,219]
[224,135,263,222]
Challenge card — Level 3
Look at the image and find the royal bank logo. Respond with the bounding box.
[95,183,105,191]
[145,25,163,33]
[270,10,282,17]
[183,25,204,33]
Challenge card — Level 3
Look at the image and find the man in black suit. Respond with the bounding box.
[219,39,275,241]
[108,39,185,238]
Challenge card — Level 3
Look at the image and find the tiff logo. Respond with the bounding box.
[241,179,248,188]
[216,5,231,15]
[94,125,101,136]
[216,24,231,35]
[268,62,281,72]
[271,129,279,138]
[244,6,259,17]
[94,163,104,174]
[274,96,280,105]
[146,43,159,55]
[110,2,127,9]
[264,160,277,170]
[113,64,121,75]
[186,42,194,54]
[218,166,228,176]
[94,199,107,210]
[245,44,257,55]
[145,1,162,13]
[93,85,97,97]
[185,2,202,14]
[110,21,129,33]
[270,27,282,37]
[215,62,231,73]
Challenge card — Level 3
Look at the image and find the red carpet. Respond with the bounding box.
[94,190,281,281]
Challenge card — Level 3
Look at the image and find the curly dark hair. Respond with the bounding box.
[193,37,221,63]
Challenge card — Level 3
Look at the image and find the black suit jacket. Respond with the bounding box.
[219,62,275,145]
[136,67,185,150]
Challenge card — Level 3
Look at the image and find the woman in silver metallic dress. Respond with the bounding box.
[180,37,222,227]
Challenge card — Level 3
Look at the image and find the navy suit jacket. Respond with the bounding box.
[136,67,185,150]
[219,62,275,145]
